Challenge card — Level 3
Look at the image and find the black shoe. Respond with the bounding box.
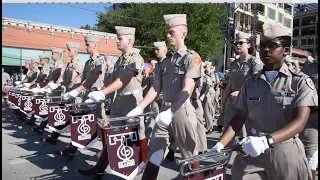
[40,137,57,145]
[30,127,43,135]
[165,149,175,162]
[206,129,214,134]
[54,150,76,160]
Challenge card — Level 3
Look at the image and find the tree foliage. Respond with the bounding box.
[85,4,227,61]
[79,24,98,31]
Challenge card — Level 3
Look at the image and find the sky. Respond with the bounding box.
[2,3,112,28]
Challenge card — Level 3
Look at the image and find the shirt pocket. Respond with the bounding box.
[173,62,186,75]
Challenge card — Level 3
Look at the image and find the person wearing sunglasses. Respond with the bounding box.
[211,22,317,180]
[299,56,318,180]
[221,32,263,146]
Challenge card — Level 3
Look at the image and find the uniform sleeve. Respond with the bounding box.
[293,77,318,111]
[94,56,105,72]
[73,61,84,74]
[185,54,202,79]
[127,53,144,73]
[251,58,264,75]
[234,82,248,114]
[43,66,51,76]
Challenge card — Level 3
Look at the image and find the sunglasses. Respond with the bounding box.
[234,41,248,46]
[257,42,283,52]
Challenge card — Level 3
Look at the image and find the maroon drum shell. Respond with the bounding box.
[48,103,71,127]
[70,112,97,148]
[106,128,141,178]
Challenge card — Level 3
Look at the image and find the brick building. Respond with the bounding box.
[2,17,121,74]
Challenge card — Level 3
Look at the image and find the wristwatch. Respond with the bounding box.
[265,134,274,148]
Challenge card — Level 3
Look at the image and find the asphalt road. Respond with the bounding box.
[2,107,317,180]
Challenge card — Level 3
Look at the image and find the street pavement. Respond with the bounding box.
[2,107,317,180]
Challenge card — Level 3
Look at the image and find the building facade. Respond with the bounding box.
[2,17,122,74]
[216,3,294,72]
[292,4,318,58]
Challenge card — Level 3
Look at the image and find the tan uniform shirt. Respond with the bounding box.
[155,49,202,102]
[82,55,106,90]
[228,55,263,92]
[103,64,114,87]
[112,50,144,95]
[235,63,318,134]
[51,60,65,83]
[301,62,318,127]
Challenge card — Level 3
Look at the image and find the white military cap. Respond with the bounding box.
[163,14,187,28]
[25,60,31,64]
[51,47,64,54]
[151,60,158,64]
[236,32,251,41]
[153,41,166,48]
[205,61,212,66]
[115,26,136,36]
[261,23,290,41]
[132,48,141,53]
[38,54,50,59]
[31,58,40,64]
[66,42,80,49]
[284,55,295,63]
[84,35,101,44]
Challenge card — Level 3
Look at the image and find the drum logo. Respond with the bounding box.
[50,106,67,126]
[206,173,224,180]
[23,96,33,111]
[73,114,94,141]
[109,132,137,169]
[36,99,50,115]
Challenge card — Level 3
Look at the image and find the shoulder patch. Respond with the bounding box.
[306,78,315,90]
[193,56,202,65]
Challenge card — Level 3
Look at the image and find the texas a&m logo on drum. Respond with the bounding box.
[49,106,68,126]
[109,131,138,169]
[106,128,141,180]
[35,98,50,116]
[73,114,95,141]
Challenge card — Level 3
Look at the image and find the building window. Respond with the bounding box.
[301,15,317,26]
[293,19,299,28]
[284,4,292,15]
[293,29,299,37]
[308,37,315,45]
[267,8,276,20]
[301,39,307,46]
[301,27,316,36]
[284,17,291,28]
[292,39,298,46]
[278,12,283,23]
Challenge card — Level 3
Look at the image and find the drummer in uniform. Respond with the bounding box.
[40,42,84,145]
[77,26,147,179]
[300,57,318,180]
[211,22,317,180]
[16,58,41,87]
[203,61,215,133]
[30,47,65,133]
[126,14,202,179]
[56,36,106,159]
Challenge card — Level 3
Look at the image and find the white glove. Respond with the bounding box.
[17,84,24,88]
[44,88,52,94]
[63,92,70,100]
[24,83,31,88]
[88,90,105,102]
[210,142,224,153]
[155,108,174,127]
[48,83,58,90]
[127,106,143,117]
[31,88,39,94]
[126,106,144,124]
[239,136,269,157]
[200,94,205,101]
[68,89,80,98]
[15,81,21,85]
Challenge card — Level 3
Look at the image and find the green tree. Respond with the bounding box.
[88,4,227,61]
[80,24,98,31]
